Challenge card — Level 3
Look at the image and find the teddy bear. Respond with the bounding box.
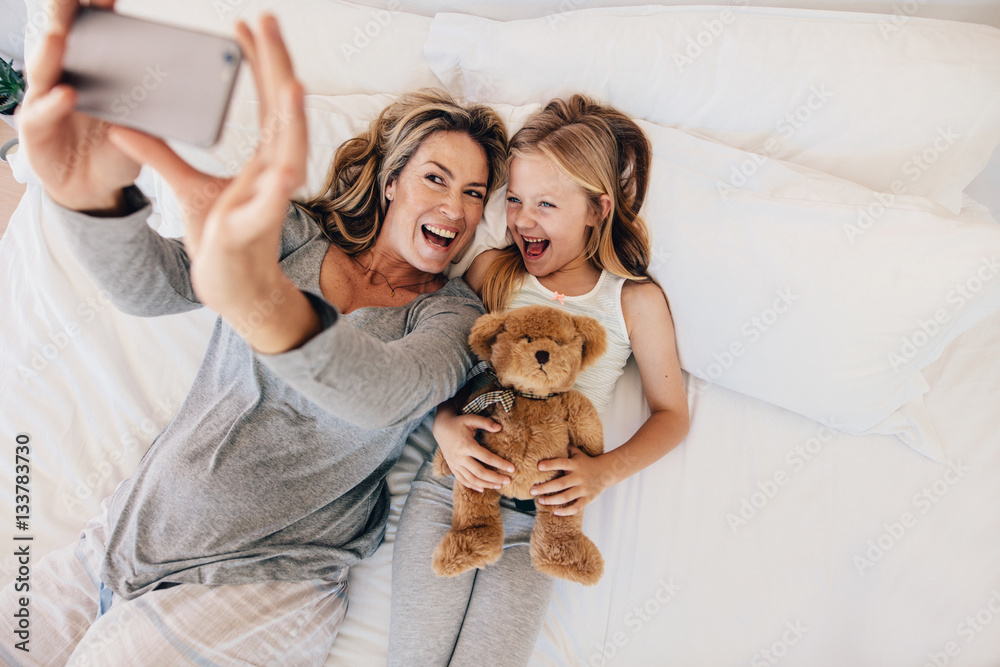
[432,304,608,586]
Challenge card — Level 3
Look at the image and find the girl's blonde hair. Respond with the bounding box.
[298,89,508,255]
[480,95,653,312]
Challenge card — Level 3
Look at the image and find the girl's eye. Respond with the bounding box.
[539,201,555,208]
[506,196,521,205]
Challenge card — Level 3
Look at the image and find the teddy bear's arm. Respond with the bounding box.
[562,391,604,457]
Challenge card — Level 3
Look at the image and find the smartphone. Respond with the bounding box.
[61,8,242,147]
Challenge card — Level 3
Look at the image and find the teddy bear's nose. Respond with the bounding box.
[535,350,549,365]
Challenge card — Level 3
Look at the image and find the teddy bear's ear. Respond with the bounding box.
[573,314,608,370]
[468,312,507,361]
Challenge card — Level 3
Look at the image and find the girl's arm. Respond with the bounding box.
[531,280,690,515]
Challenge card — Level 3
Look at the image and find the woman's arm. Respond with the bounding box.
[50,189,203,316]
[531,280,690,515]
[257,290,486,430]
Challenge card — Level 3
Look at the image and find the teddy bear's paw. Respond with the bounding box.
[531,534,605,586]
[432,527,504,577]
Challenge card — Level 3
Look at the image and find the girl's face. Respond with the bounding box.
[382,131,490,275]
[505,154,604,277]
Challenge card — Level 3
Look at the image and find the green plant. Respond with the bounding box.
[0,57,26,115]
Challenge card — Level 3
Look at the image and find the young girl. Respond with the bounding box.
[387,95,689,666]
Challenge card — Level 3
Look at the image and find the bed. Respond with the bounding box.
[2,0,1000,665]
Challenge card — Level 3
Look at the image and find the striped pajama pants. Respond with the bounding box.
[0,506,349,666]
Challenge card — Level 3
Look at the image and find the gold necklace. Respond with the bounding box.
[351,252,440,297]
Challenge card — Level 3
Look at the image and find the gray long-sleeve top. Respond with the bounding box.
[51,191,484,600]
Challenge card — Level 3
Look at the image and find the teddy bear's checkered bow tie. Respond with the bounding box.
[461,361,557,415]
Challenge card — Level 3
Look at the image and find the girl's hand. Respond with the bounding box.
[531,446,611,516]
[19,0,141,214]
[433,404,512,493]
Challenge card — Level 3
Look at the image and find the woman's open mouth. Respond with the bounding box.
[522,236,550,259]
[422,224,458,249]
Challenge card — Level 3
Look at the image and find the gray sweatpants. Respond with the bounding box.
[388,461,555,667]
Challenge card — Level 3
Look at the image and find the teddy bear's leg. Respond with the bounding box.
[529,504,604,586]
[432,484,504,577]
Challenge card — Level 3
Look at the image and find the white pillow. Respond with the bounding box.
[641,121,1000,459]
[424,6,1000,214]
[111,0,442,102]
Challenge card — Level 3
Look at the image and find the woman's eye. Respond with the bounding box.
[426,174,444,185]
[466,190,484,199]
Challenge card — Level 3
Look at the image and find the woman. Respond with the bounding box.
[0,4,507,665]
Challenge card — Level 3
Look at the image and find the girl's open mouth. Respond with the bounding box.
[523,236,550,258]
[422,224,457,249]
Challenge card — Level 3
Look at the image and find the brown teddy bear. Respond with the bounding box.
[432,304,608,586]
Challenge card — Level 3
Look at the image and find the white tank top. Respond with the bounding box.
[508,270,632,414]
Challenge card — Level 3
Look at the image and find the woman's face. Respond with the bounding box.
[505,154,601,277]
[382,131,490,274]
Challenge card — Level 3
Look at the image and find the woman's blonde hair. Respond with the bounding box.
[480,95,653,312]
[297,89,508,255]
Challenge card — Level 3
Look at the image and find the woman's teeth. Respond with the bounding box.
[422,224,457,248]
[424,225,457,239]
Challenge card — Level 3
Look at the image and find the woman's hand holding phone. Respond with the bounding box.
[24,4,317,354]
[115,15,315,355]
[20,0,140,215]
